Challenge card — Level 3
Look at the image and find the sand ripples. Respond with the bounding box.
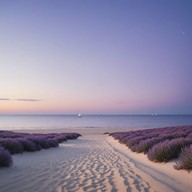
[0,136,174,192]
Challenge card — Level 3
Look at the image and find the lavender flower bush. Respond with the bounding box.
[147,138,192,162]
[0,130,81,167]
[0,147,13,167]
[174,145,192,172]
[0,138,23,154]
[27,136,50,149]
[135,137,162,153]
[111,126,192,171]
[47,139,59,148]
[17,138,38,152]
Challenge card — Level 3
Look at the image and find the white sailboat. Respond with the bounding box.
[78,113,82,118]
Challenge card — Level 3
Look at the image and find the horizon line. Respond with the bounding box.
[0,113,192,116]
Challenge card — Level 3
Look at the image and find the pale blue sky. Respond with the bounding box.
[0,0,192,114]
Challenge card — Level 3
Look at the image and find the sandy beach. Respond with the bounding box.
[0,128,192,192]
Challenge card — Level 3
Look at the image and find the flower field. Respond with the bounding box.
[111,126,192,172]
[0,131,81,167]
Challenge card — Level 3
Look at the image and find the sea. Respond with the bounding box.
[0,114,192,131]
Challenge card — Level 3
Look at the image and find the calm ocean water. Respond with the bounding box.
[0,115,192,131]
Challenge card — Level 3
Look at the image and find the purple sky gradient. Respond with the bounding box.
[0,0,192,114]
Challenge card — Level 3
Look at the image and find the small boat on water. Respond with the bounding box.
[78,114,82,118]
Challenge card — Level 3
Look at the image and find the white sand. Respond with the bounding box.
[0,128,192,192]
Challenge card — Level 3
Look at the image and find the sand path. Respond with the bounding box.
[0,134,191,192]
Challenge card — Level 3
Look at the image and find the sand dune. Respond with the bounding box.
[0,131,192,192]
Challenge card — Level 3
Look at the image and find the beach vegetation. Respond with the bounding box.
[0,138,24,154]
[147,138,192,162]
[174,145,192,172]
[0,131,81,167]
[111,126,192,171]
[0,147,13,167]
[17,138,39,152]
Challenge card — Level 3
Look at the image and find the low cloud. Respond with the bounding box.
[0,98,42,102]
[0,98,10,101]
[15,99,42,102]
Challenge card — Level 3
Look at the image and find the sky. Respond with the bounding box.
[0,0,192,115]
